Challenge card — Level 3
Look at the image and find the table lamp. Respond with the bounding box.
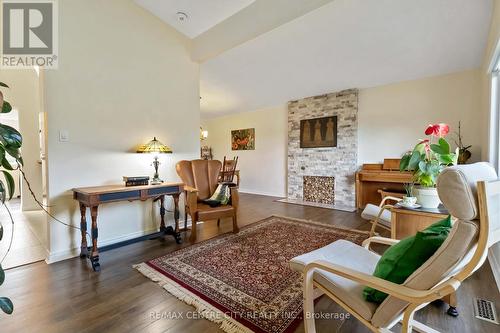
[136,137,172,184]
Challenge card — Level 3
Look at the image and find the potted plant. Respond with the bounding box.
[399,123,458,208]
[454,121,472,164]
[0,81,24,315]
[402,182,417,206]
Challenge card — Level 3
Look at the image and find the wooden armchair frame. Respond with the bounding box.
[303,180,499,333]
[369,196,403,236]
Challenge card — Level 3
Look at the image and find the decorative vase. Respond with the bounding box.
[458,148,471,164]
[413,186,441,208]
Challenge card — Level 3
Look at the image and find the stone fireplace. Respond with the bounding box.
[283,89,358,211]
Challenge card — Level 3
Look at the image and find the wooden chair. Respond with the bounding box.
[291,162,499,333]
[361,194,403,236]
[176,160,239,242]
[219,156,239,186]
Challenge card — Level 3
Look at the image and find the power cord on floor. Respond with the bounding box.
[19,168,92,243]
[0,166,93,266]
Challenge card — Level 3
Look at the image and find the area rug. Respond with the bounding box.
[134,215,370,333]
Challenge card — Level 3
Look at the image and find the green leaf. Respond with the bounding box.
[0,124,22,148]
[4,146,22,166]
[414,142,426,155]
[399,154,410,171]
[408,151,421,170]
[0,82,9,88]
[0,297,14,314]
[2,171,15,200]
[1,157,14,171]
[1,101,12,114]
[430,144,445,155]
[439,154,454,165]
[438,137,450,154]
[0,264,4,285]
[418,160,427,173]
[419,174,434,187]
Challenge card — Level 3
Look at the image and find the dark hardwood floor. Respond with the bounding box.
[2,193,499,333]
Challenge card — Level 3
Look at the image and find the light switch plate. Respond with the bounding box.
[59,130,69,142]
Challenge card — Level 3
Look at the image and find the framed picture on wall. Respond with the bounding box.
[231,128,255,150]
[300,116,337,148]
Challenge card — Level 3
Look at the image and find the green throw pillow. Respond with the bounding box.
[363,215,452,303]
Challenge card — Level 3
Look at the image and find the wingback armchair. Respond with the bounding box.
[176,159,239,242]
[291,162,499,332]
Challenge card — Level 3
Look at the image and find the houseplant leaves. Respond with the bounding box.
[0,124,22,148]
[1,171,15,200]
[1,101,12,114]
[0,297,13,314]
[0,80,17,315]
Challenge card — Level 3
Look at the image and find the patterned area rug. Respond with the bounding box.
[134,215,370,333]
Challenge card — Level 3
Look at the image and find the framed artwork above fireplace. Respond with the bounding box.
[300,116,337,148]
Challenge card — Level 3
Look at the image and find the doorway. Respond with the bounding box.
[0,67,48,269]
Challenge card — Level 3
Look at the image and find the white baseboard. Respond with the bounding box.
[45,217,195,264]
[46,248,79,264]
[46,227,166,264]
[238,188,285,198]
[488,246,500,292]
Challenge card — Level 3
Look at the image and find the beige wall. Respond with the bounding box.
[203,70,482,197]
[359,70,482,163]
[202,106,287,197]
[44,0,200,261]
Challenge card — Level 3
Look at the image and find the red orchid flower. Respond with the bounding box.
[425,123,450,137]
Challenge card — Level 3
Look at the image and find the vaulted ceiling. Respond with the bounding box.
[136,0,494,119]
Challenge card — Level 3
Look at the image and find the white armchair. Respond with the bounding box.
[361,196,402,236]
[291,162,499,333]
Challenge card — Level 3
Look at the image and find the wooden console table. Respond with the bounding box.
[72,182,183,271]
[391,204,449,239]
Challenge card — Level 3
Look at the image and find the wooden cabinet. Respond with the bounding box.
[390,206,449,240]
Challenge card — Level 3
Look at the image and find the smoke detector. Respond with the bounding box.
[176,12,188,22]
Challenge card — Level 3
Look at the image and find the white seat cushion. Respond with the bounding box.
[290,240,380,320]
[361,204,392,227]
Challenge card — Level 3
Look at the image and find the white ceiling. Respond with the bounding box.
[200,0,493,118]
[135,0,255,38]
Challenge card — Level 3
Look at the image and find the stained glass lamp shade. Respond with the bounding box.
[136,137,172,184]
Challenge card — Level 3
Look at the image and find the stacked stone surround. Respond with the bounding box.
[287,89,358,208]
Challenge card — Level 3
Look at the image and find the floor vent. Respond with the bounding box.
[474,298,499,324]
